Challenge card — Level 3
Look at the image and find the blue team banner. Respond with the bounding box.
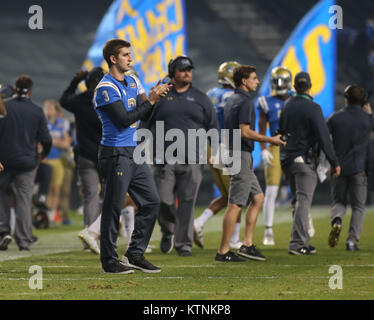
[81,0,187,93]
[254,0,337,169]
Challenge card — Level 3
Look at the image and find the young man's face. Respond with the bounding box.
[244,72,260,92]
[173,67,193,86]
[112,46,133,72]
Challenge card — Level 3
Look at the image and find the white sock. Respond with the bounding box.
[88,214,101,238]
[263,185,279,228]
[196,208,214,227]
[230,223,241,244]
[10,207,16,236]
[122,206,135,239]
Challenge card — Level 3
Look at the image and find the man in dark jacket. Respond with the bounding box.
[60,68,104,228]
[279,71,341,255]
[0,75,51,251]
[327,85,373,251]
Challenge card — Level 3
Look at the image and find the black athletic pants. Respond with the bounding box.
[98,147,159,267]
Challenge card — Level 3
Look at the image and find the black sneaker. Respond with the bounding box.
[308,245,317,254]
[328,217,342,248]
[19,246,30,251]
[30,235,39,246]
[237,244,266,261]
[346,242,360,251]
[215,251,246,262]
[121,252,161,273]
[160,234,174,254]
[102,260,134,274]
[0,234,12,251]
[288,247,312,255]
[177,250,192,257]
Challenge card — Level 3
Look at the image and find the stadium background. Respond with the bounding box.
[1,0,374,206]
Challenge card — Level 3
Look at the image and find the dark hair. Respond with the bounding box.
[15,75,33,95]
[233,65,256,88]
[103,39,131,68]
[344,85,367,105]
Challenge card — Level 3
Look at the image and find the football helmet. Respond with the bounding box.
[270,66,292,96]
[218,61,240,88]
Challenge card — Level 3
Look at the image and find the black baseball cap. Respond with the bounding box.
[294,72,312,90]
[174,57,194,71]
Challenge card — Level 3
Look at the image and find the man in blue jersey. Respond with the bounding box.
[94,39,171,274]
[256,66,315,246]
[193,61,243,249]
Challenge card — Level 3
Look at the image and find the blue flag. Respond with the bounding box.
[254,0,337,169]
[81,0,187,93]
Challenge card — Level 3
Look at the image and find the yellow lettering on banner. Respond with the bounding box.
[141,46,164,84]
[169,0,184,32]
[116,19,149,63]
[116,0,138,24]
[281,46,302,82]
[146,3,169,43]
[164,34,185,67]
[116,0,184,64]
[303,25,331,96]
[82,59,94,71]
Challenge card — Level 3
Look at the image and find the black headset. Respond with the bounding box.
[167,55,193,78]
[344,85,371,105]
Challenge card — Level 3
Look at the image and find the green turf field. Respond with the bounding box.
[0,206,373,300]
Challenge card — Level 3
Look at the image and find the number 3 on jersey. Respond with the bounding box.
[102,90,110,102]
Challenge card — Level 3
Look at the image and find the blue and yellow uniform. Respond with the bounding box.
[93,72,159,268]
[206,86,234,197]
[255,95,287,186]
[94,73,139,146]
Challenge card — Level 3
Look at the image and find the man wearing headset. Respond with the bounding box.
[327,85,373,251]
[150,55,219,256]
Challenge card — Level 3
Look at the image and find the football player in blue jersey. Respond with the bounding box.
[94,38,171,274]
[193,61,243,249]
[256,66,314,245]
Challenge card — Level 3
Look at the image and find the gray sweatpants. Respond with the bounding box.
[0,168,37,248]
[283,162,317,251]
[330,171,367,245]
[77,155,101,227]
[154,164,202,253]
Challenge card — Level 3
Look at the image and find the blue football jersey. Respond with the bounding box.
[207,87,234,130]
[255,95,286,136]
[94,73,139,147]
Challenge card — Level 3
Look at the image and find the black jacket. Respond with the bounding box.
[59,77,102,164]
[327,104,373,176]
[0,96,52,171]
[279,94,339,169]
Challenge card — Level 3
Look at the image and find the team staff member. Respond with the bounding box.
[60,68,104,229]
[279,72,341,255]
[327,85,373,251]
[193,61,243,250]
[0,76,51,251]
[215,65,285,263]
[150,56,219,257]
[94,39,171,274]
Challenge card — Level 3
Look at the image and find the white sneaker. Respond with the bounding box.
[229,241,243,250]
[145,245,153,253]
[78,228,100,255]
[308,216,315,237]
[263,228,275,246]
[193,220,204,248]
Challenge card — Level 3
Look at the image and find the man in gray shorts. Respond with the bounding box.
[215,65,285,263]
[327,85,373,251]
